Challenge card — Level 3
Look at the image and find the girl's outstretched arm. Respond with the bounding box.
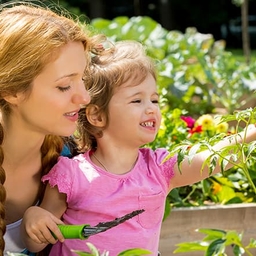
[169,124,256,191]
[21,184,67,252]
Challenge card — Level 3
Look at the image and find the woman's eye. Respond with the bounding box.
[57,86,71,92]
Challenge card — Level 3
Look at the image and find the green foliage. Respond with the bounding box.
[232,0,244,7]
[148,107,256,208]
[72,243,151,256]
[157,107,256,214]
[168,108,256,194]
[91,16,256,116]
[174,228,256,255]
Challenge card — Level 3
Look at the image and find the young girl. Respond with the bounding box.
[22,41,256,256]
[0,2,105,255]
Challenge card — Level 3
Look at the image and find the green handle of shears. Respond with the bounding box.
[57,224,90,239]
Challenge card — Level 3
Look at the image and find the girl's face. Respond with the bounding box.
[12,41,90,137]
[106,73,161,147]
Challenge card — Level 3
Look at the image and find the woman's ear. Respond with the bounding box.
[3,93,24,105]
[86,104,106,127]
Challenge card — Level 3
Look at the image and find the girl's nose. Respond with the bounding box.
[146,104,155,115]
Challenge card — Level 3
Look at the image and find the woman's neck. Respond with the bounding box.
[1,120,44,223]
[2,120,45,170]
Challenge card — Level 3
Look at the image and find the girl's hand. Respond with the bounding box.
[21,206,65,245]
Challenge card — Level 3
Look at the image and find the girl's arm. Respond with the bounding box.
[21,184,67,252]
[169,124,256,191]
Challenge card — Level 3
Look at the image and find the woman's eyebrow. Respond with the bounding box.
[55,73,78,82]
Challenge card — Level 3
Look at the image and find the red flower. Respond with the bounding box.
[188,125,203,137]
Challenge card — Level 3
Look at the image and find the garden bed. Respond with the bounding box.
[159,203,256,256]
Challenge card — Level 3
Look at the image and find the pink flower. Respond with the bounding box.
[181,116,196,129]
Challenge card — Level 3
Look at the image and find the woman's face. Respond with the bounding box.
[12,41,90,137]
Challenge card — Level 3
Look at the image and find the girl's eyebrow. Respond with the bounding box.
[129,91,159,97]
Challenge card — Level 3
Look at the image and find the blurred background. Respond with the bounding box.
[43,0,256,49]
[1,0,255,49]
[85,0,256,49]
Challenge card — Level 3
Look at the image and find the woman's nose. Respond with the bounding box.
[72,86,91,105]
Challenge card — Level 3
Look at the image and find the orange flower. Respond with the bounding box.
[212,182,222,195]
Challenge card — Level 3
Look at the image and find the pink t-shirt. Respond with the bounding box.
[42,148,177,256]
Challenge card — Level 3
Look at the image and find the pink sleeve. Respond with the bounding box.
[154,148,177,180]
[42,156,75,202]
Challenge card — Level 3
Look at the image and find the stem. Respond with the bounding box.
[240,162,256,194]
[182,186,197,205]
[204,133,256,194]
[238,118,256,194]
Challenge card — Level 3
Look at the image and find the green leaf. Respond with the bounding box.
[118,248,152,256]
[248,238,256,248]
[225,230,243,246]
[215,185,237,203]
[205,239,226,256]
[209,155,218,174]
[71,250,97,256]
[247,141,256,157]
[197,228,226,238]
[232,244,245,256]
[188,143,202,162]
[174,241,209,253]
[163,198,171,221]
[86,243,101,255]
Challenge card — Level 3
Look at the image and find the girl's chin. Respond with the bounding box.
[141,137,156,145]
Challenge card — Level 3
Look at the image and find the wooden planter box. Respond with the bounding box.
[159,203,256,256]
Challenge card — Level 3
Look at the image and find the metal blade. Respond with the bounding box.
[82,209,145,237]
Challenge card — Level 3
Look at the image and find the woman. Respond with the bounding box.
[0,2,104,255]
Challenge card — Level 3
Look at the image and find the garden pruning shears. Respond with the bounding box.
[55,209,145,239]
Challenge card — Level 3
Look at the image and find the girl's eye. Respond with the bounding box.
[131,100,141,103]
[152,99,159,104]
[57,86,71,92]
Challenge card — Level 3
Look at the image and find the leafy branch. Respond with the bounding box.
[174,228,256,255]
[167,107,256,194]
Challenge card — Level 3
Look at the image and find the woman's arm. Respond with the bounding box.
[21,184,67,252]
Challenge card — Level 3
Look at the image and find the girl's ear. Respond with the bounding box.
[86,104,106,127]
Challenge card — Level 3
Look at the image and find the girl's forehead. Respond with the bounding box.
[115,75,157,95]
[121,73,156,87]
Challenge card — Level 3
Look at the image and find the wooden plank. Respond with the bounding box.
[159,203,256,256]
